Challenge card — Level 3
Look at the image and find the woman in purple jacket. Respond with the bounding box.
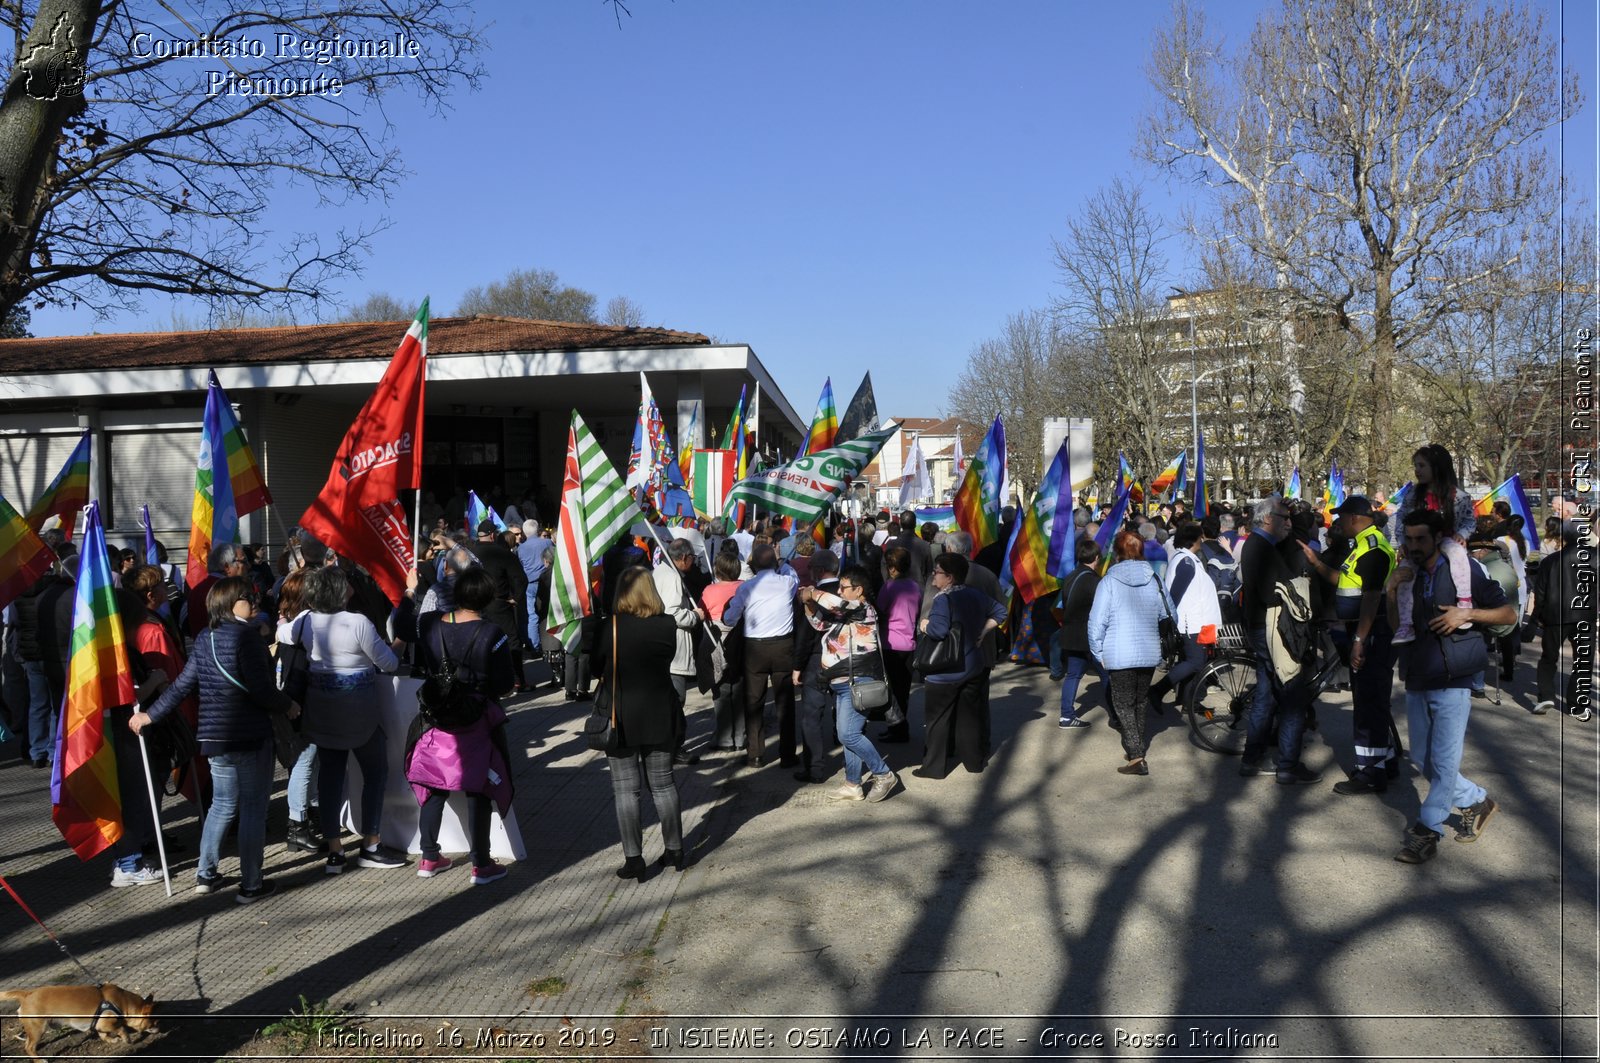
[406,567,516,885]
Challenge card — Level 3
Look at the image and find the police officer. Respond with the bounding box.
[1300,496,1398,793]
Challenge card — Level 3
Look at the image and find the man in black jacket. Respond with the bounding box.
[790,549,840,783]
[1532,520,1595,719]
[468,521,530,691]
[15,564,72,767]
[1238,497,1320,784]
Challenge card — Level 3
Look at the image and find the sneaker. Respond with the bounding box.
[1332,774,1387,796]
[357,845,406,869]
[1455,797,1498,843]
[1470,687,1488,700]
[826,782,865,802]
[865,770,898,803]
[1059,716,1089,729]
[1391,624,1415,645]
[1276,763,1323,785]
[236,880,277,905]
[1395,823,1441,864]
[1238,758,1268,778]
[417,856,454,878]
[1532,700,1554,715]
[470,863,508,885]
[324,852,347,875]
[1572,708,1594,722]
[110,865,162,888]
[194,870,225,895]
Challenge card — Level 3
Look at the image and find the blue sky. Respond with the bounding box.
[34,0,1598,425]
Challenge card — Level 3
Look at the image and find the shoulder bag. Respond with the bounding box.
[275,614,312,704]
[913,609,966,677]
[846,621,891,719]
[583,617,621,753]
[1156,582,1185,667]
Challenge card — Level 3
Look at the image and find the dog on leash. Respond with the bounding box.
[0,983,157,1060]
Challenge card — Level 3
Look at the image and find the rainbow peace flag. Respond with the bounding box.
[1386,482,1412,513]
[466,490,507,533]
[1475,473,1541,551]
[797,378,839,458]
[51,500,135,860]
[0,491,57,613]
[953,414,1006,556]
[24,430,91,539]
[912,505,958,531]
[1115,452,1144,505]
[1007,437,1073,603]
[1150,450,1187,499]
[187,372,271,588]
[1093,484,1133,574]
[677,403,699,487]
[719,385,746,451]
[1194,436,1209,518]
[1286,467,1302,500]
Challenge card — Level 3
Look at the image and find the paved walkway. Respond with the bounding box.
[2,656,1596,1060]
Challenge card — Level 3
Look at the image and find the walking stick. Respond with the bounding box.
[134,731,174,897]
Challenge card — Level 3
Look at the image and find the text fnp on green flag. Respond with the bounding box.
[723,424,898,526]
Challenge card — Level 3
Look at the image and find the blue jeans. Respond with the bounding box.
[288,741,318,822]
[22,659,54,761]
[1245,625,1311,770]
[831,682,888,784]
[1060,652,1108,720]
[202,742,273,889]
[1405,687,1486,835]
[317,728,388,842]
[524,586,542,647]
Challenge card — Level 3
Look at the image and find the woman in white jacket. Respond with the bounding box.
[1148,524,1223,712]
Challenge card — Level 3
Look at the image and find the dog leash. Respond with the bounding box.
[0,872,104,984]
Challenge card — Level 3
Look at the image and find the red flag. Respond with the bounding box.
[299,301,427,603]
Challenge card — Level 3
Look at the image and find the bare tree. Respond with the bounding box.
[602,294,646,327]
[339,292,413,323]
[1144,0,1578,486]
[456,266,598,322]
[1049,178,1183,493]
[0,1,485,323]
[947,308,1082,497]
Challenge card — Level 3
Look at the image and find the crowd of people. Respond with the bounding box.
[2,443,1590,898]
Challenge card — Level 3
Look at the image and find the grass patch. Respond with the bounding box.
[525,975,567,997]
[260,995,349,1049]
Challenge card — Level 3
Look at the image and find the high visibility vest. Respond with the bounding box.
[1335,524,1395,621]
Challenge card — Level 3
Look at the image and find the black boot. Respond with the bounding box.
[615,855,647,880]
[657,848,685,872]
[286,820,321,853]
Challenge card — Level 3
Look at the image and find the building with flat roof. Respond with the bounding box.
[0,316,802,560]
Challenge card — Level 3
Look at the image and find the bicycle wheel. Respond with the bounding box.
[1187,653,1257,755]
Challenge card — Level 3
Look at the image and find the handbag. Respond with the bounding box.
[275,614,312,704]
[583,617,621,753]
[846,623,891,720]
[913,614,966,676]
[1157,589,1185,667]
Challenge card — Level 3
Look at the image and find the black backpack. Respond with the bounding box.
[417,623,487,732]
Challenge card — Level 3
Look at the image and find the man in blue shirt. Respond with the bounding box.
[1388,509,1517,864]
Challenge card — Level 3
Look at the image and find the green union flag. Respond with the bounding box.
[724,424,897,526]
[548,411,641,650]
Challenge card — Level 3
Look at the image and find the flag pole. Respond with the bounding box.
[134,732,173,898]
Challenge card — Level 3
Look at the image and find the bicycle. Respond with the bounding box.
[1186,621,1344,755]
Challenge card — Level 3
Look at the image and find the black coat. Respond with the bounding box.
[147,620,292,752]
[589,614,680,749]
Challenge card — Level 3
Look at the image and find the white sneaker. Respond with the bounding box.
[110,865,161,888]
[826,782,865,802]
[865,770,898,803]
[1532,700,1554,715]
[1391,624,1415,645]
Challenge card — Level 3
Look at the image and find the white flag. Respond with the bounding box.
[899,434,931,508]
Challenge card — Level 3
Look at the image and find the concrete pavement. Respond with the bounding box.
[2,655,1596,1060]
